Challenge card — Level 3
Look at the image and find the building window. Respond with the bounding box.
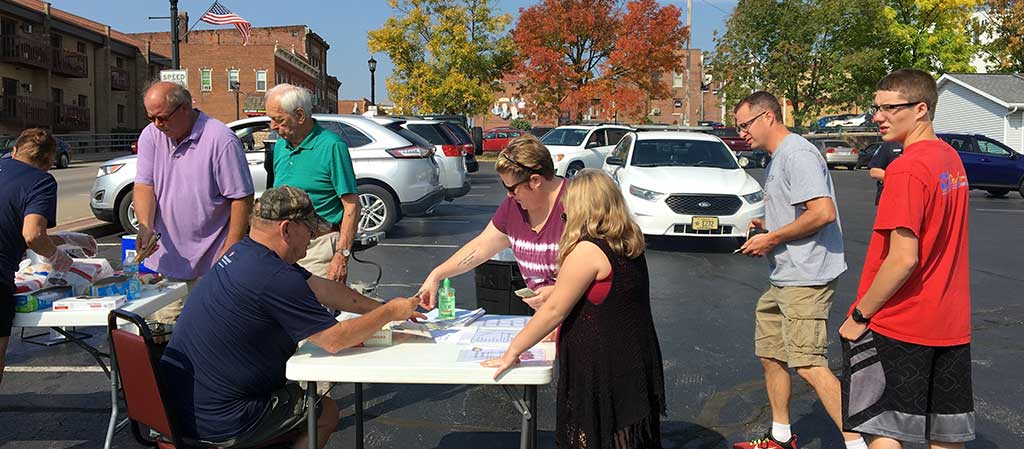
[228,69,239,90]
[117,104,125,124]
[76,41,86,54]
[77,95,87,108]
[673,72,684,88]
[674,99,682,108]
[256,70,267,92]
[201,68,212,91]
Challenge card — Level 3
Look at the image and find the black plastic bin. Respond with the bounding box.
[474,259,535,316]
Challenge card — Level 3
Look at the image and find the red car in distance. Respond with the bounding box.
[482,127,526,152]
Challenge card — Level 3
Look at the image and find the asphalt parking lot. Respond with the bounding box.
[2,162,1023,449]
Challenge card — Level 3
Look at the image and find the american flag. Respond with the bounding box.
[200,1,252,45]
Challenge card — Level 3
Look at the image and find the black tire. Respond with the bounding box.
[565,161,585,178]
[56,152,70,169]
[117,190,139,234]
[357,184,398,234]
[986,188,1010,198]
[1019,179,1024,198]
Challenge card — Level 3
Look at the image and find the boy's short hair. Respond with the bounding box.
[876,69,938,120]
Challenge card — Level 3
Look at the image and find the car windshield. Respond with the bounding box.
[541,128,589,146]
[630,139,739,169]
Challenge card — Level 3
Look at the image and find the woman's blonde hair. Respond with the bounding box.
[558,169,645,266]
[495,134,556,181]
[13,128,57,168]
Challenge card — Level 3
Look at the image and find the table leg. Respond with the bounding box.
[354,382,364,449]
[103,333,119,449]
[522,385,537,449]
[51,327,110,377]
[307,382,318,449]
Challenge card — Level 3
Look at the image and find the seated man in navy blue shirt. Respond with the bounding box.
[160,186,423,449]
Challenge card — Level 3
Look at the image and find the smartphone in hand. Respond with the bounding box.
[514,287,538,298]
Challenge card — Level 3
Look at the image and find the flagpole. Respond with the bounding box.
[183,1,218,39]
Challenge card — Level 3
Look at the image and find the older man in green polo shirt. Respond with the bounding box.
[265,84,360,282]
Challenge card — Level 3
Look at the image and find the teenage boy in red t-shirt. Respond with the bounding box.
[839,69,973,449]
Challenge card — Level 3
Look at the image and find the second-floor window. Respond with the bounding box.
[228,69,239,90]
[201,68,212,91]
[256,70,267,92]
[76,42,86,54]
[673,71,684,88]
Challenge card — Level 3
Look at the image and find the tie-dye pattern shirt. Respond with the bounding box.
[491,180,567,290]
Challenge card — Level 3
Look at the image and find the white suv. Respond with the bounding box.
[540,124,632,177]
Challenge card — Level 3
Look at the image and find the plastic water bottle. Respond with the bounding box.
[123,254,142,301]
[438,278,456,320]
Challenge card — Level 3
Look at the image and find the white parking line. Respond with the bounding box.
[463,194,487,197]
[378,243,459,248]
[402,219,471,224]
[97,243,121,247]
[976,209,1024,213]
[5,366,105,373]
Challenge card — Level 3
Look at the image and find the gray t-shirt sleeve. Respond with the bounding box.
[786,150,831,206]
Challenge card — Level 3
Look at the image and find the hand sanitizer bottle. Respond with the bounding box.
[438,278,456,320]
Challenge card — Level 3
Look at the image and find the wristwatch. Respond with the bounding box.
[851,308,871,324]
[337,248,351,257]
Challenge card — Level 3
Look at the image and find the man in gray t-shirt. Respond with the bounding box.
[733,92,863,449]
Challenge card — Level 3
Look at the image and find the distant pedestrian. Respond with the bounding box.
[867,141,902,205]
[734,91,866,449]
[135,81,255,323]
[483,169,665,449]
[840,69,974,449]
[265,84,359,282]
[1,128,96,385]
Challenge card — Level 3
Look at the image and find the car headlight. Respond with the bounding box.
[553,154,565,162]
[629,185,665,202]
[742,190,765,204]
[97,164,125,177]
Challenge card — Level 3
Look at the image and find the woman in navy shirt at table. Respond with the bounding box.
[484,169,666,449]
[0,128,95,386]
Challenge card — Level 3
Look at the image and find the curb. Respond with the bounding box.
[53,217,122,237]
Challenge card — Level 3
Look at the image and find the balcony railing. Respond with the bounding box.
[53,103,90,132]
[111,67,130,91]
[52,47,88,78]
[0,94,90,132]
[0,35,50,69]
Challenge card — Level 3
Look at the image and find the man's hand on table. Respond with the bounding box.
[387,297,428,322]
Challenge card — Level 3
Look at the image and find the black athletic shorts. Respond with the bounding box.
[841,330,975,444]
[1,280,14,338]
[199,383,321,448]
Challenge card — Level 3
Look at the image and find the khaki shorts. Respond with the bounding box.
[148,277,200,325]
[754,281,836,368]
[297,231,340,278]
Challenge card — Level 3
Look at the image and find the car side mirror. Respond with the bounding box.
[738,157,750,168]
[587,141,601,149]
[605,156,624,166]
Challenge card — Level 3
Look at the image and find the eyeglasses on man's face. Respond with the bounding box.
[868,102,921,116]
[736,110,768,133]
[147,103,184,124]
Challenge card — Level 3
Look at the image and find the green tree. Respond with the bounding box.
[368,0,515,116]
[509,118,532,130]
[980,0,1024,72]
[710,0,889,127]
[882,0,982,73]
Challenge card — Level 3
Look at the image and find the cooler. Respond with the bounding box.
[474,249,534,316]
[121,235,156,274]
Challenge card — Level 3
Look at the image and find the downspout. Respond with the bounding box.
[1006,106,1019,153]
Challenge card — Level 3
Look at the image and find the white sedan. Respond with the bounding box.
[602,131,765,242]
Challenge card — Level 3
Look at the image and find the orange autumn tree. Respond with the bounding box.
[513,0,689,123]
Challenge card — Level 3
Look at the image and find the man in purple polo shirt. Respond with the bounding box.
[135,81,254,323]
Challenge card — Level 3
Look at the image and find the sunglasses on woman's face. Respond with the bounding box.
[503,178,530,194]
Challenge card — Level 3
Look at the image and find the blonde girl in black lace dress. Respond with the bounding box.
[483,169,666,449]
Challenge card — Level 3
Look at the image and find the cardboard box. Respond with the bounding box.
[14,285,74,312]
[362,327,393,347]
[89,275,129,297]
[52,295,127,312]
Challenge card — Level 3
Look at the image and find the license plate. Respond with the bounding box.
[691,216,719,231]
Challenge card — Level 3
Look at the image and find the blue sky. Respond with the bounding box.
[51,0,736,102]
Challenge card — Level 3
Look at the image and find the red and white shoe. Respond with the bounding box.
[732,432,798,449]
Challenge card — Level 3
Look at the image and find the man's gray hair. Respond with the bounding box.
[266,83,313,117]
[144,80,192,109]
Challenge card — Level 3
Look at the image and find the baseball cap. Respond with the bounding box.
[254,185,330,234]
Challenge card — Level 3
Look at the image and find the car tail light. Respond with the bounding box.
[462,144,474,155]
[386,145,433,158]
[851,148,859,154]
[826,147,836,153]
[130,140,138,154]
[440,144,463,157]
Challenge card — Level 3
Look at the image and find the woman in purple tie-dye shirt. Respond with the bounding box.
[418,134,567,311]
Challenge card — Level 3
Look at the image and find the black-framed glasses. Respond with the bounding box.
[868,102,921,116]
[147,103,184,123]
[500,151,541,174]
[736,111,768,133]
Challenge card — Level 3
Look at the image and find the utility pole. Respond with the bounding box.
[684,0,692,126]
[170,0,180,69]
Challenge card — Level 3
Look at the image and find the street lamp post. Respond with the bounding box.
[367,56,377,107]
[230,81,240,120]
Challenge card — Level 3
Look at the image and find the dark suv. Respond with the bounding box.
[938,133,1024,198]
[706,127,770,168]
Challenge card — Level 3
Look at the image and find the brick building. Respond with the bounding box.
[0,0,170,136]
[471,49,723,130]
[131,25,340,124]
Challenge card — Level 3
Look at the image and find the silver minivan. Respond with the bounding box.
[90,114,444,234]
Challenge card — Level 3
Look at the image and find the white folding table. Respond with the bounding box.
[286,315,556,449]
[13,282,188,449]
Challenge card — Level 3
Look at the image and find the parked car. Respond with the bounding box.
[439,122,478,173]
[601,130,765,243]
[938,133,1024,198]
[371,117,470,201]
[482,128,525,152]
[808,138,858,169]
[540,124,632,178]
[91,114,444,235]
[706,127,770,168]
[1,136,71,169]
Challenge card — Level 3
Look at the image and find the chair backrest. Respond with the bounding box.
[108,310,179,445]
